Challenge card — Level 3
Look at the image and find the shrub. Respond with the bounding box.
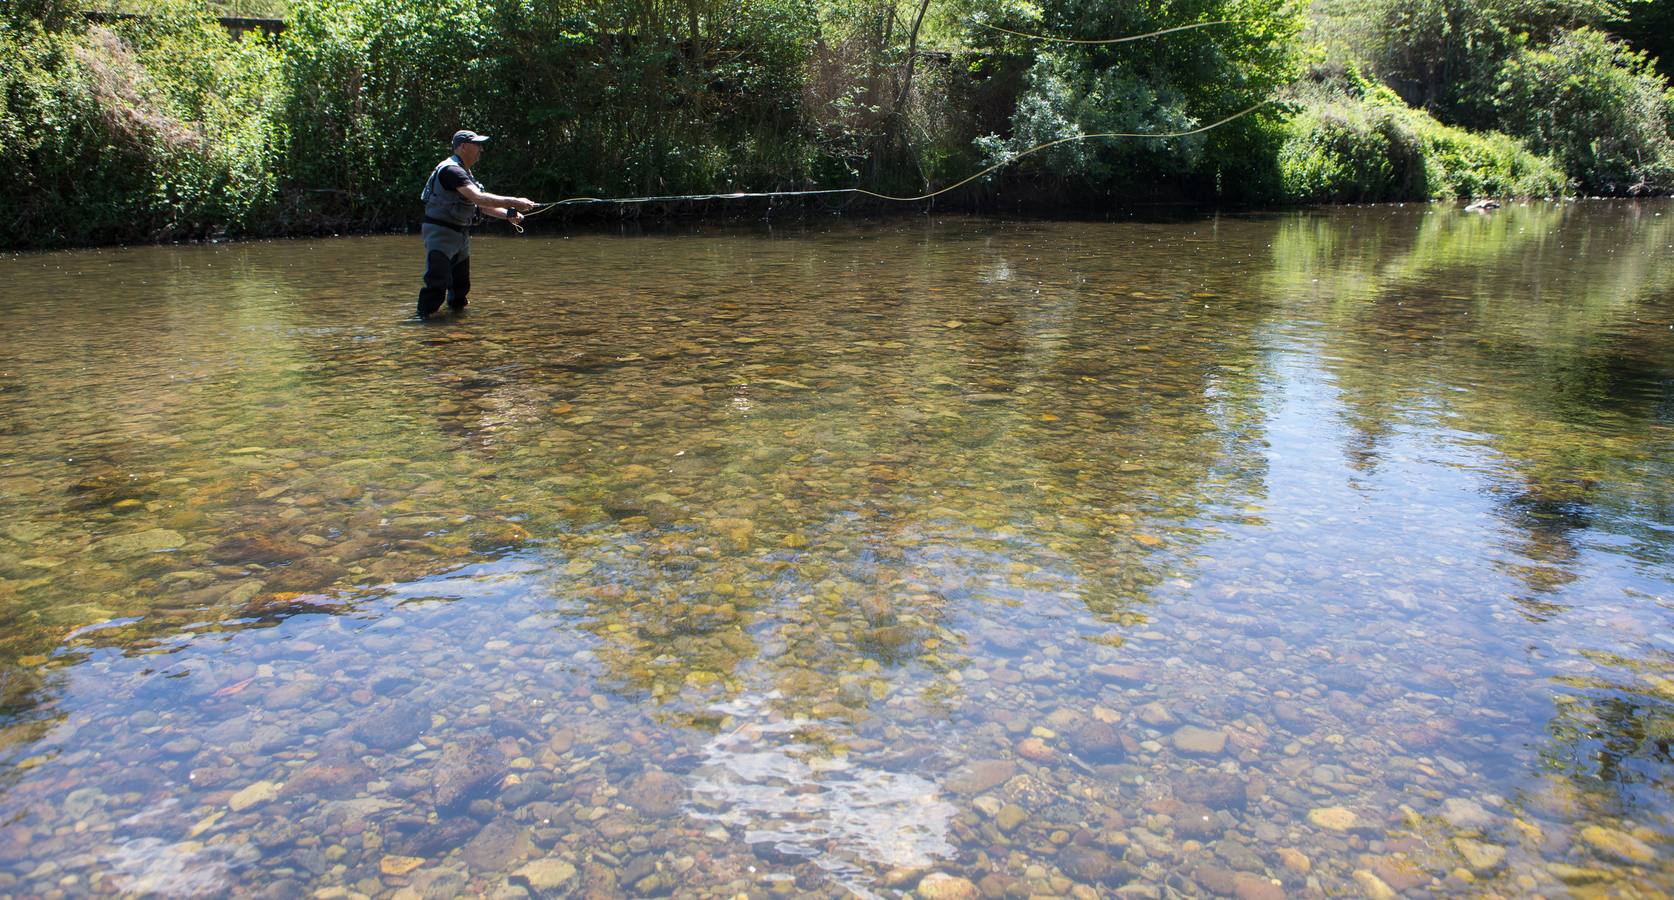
[1415,117,1569,198]
[1277,66,1566,202]
[1315,0,1619,125]
[1278,101,1417,202]
[1310,0,1673,194]
[0,5,282,248]
[276,0,491,227]
[1494,27,1674,192]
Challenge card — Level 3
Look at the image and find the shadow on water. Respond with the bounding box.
[0,204,1671,894]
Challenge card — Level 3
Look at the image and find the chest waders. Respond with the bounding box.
[417,156,481,318]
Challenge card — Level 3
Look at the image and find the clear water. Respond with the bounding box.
[1,202,1671,897]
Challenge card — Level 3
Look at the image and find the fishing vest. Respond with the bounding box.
[420,156,481,227]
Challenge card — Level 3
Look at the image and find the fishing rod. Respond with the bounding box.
[513,101,1271,230]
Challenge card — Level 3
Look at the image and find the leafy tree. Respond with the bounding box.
[1609,0,1673,79]
[967,0,1307,201]
[1496,27,1674,191]
[278,0,819,223]
[0,1,282,247]
[1318,0,1620,125]
[1311,0,1673,193]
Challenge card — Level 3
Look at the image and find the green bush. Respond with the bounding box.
[1494,27,1674,192]
[1415,120,1568,198]
[0,5,282,248]
[1310,0,1673,194]
[276,0,491,226]
[1315,0,1619,125]
[1278,101,1416,202]
[1277,67,1566,202]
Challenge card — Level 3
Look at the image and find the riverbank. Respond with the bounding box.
[8,0,1673,252]
[15,195,1674,259]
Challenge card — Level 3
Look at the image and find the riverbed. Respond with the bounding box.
[1,202,1671,897]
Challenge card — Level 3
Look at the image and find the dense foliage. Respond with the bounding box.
[1317,0,1615,124]
[1495,27,1674,192]
[1,3,281,244]
[1610,0,1672,79]
[1279,66,1566,202]
[1,0,1671,248]
[959,0,1304,203]
[1312,0,1674,192]
[280,0,820,228]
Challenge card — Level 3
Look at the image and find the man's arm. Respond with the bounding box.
[478,206,525,224]
[458,183,536,212]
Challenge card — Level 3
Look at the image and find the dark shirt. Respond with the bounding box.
[437,164,474,193]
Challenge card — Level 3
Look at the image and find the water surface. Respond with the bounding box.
[1,203,1672,897]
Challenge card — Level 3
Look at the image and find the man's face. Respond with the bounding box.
[457,142,483,166]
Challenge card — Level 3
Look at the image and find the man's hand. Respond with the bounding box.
[512,197,538,212]
[506,209,525,223]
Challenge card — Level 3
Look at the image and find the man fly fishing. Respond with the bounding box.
[415,130,538,320]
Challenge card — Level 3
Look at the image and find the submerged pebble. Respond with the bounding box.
[1,208,1672,897]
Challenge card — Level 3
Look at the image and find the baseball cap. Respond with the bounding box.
[451,130,491,148]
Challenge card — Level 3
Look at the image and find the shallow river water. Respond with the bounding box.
[1,202,1672,898]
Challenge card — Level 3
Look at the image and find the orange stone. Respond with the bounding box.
[1016,737,1056,763]
[380,855,425,877]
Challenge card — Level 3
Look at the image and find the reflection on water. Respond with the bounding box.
[1,202,1672,896]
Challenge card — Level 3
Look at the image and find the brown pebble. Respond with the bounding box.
[916,872,980,900]
[1233,872,1285,900]
[1016,737,1056,763]
[1277,847,1311,875]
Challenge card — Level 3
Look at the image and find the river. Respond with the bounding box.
[0,202,1671,896]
